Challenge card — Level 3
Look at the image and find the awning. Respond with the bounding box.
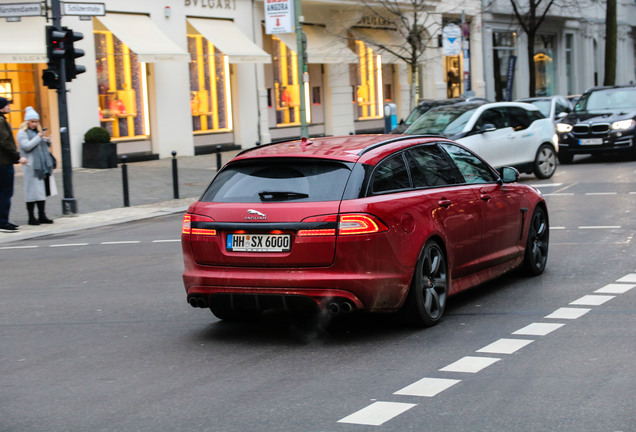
[187,18,271,64]
[0,18,46,63]
[350,28,406,64]
[275,25,358,64]
[95,14,190,62]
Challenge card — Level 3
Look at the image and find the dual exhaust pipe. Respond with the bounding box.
[188,296,208,308]
[327,301,355,314]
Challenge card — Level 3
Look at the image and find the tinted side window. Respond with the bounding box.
[407,145,461,187]
[440,143,498,184]
[507,107,532,130]
[474,108,507,130]
[372,154,411,193]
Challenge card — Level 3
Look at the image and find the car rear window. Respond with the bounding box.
[200,159,353,203]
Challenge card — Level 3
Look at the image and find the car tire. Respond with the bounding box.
[522,206,549,276]
[402,240,448,327]
[533,144,557,179]
[558,151,573,164]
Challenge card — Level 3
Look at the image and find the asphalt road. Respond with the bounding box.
[1,155,635,432]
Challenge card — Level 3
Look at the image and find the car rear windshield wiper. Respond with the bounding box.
[258,191,310,201]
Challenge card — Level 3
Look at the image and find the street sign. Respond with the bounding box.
[264,0,294,34]
[0,2,42,17]
[442,23,462,56]
[61,2,105,16]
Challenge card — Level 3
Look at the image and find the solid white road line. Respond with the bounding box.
[337,401,417,426]
[578,225,621,229]
[152,239,180,243]
[512,322,565,336]
[0,245,39,249]
[476,338,534,355]
[585,192,618,196]
[439,356,500,374]
[394,377,461,397]
[569,295,615,306]
[49,243,89,247]
[545,307,591,319]
[595,283,635,294]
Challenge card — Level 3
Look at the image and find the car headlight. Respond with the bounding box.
[556,123,573,133]
[610,119,636,130]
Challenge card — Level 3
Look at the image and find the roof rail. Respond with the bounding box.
[357,134,446,156]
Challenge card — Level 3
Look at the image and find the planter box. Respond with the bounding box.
[82,142,118,169]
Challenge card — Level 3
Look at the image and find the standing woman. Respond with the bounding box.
[17,106,57,225]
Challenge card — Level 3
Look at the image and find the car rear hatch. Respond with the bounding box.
[184,158,357,268]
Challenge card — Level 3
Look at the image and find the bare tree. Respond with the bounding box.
[603,0,616,85]
[509,0,558,97]
[352,0,438,112]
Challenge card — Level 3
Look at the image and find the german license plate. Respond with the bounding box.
[226,233,291,252]
[579,138,603,145]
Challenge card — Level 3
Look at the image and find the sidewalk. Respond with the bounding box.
[1,150,241,244]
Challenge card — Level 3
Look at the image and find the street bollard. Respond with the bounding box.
[171,151,179,199]
[216,145,222,171]
[121,155,130,207]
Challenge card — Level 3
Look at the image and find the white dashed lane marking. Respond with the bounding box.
[512,322,564,336]
[336,273,635,426]
[545,307,591,319]
[337,402,416,426]
[439,356,500,374]
[595,284,635,294]
[394,377,461,397]
[476,338,534,355]
[100,241,141,245]
[569,295,615,306]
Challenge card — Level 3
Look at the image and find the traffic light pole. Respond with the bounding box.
[49,0,77,214]
[294,0,308,138]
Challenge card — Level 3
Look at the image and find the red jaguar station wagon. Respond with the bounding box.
[181,135,549,326]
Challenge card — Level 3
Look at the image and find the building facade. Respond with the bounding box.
[0,0,633,167]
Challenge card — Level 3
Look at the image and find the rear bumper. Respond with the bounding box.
[182,264,412,313]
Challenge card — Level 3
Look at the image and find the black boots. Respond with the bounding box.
[27,201,54,225]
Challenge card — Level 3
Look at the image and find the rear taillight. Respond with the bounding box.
[182,214,217,236]
[338,214,388,235]
[297,214,388,237]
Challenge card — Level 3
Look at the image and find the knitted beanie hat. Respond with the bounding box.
[24,106,40,121]
[0,97,8,109]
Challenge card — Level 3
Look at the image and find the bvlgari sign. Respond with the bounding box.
[264,0,294,34]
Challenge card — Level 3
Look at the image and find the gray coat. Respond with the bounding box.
[17,129,57,202]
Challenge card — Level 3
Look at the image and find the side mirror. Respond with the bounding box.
[499,166,519,183]
[479,123,497,133]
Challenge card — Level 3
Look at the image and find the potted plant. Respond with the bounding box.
[82,126,117,169]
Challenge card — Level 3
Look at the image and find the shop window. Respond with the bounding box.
[187,34,232,133]
[492,32,517,101]
[354,40,383,120]
[534,35,555,96]
[271,36,303,126]
[0,63,40,134]
[94,30,149,140]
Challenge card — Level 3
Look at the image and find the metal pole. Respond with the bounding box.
[50,0,77,214]
[171,151,179,199]
[216,145,222,171]
[294,0,308,138]
[121,155,129,207]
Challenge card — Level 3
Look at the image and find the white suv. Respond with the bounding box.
[404,102,558,179]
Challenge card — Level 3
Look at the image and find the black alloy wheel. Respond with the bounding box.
[403,240,448,327]
[523,206,549,275]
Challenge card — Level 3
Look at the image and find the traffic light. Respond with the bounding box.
[64,29,86,82]
[42,25,66,89]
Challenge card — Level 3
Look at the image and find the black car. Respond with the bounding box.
[390,97,488,133]
[556,85,636,163]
